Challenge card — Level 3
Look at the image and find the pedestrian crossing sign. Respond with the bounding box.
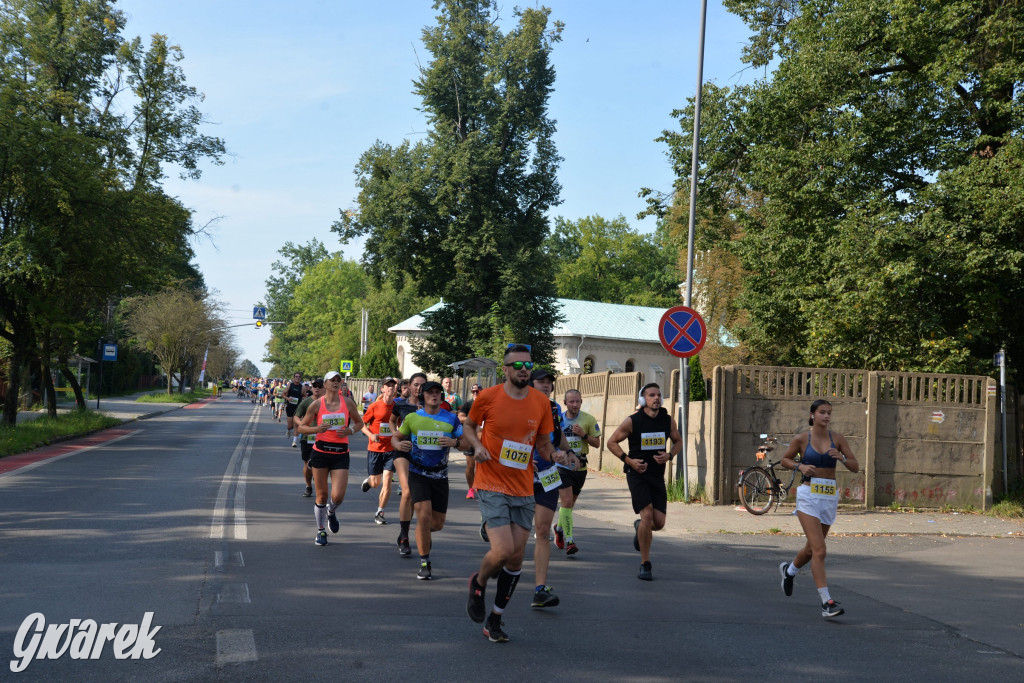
[340,360,353,373]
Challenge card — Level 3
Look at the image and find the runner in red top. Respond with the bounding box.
[360,377,398,525]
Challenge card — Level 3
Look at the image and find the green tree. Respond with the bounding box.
[360,341,400,378]
[233,359,261,379]
[122,288,226,394]
[654,0,1024,373]
[546,215,681,307]
[334,0,565,372]
[0,1,223,423]
[262,239,330,372]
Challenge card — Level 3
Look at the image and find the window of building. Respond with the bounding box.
[583,355,595,374]
[624,359,635,373]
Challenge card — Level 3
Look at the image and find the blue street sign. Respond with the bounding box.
[253,306,267,320]
[102,343,118,362]
[340,360,354,373]
[658,306,707,359]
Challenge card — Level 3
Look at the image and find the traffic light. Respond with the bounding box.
[255,320,263,328]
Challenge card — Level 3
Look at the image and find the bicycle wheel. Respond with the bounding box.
[738,467,774,515]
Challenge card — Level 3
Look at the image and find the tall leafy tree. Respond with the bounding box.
[545,215,681,307]
[653,0,1024,373]
[333,0,565,373]
[0,1,224,423]
[262,239,329,371]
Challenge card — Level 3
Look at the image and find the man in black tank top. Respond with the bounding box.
[606,383,682,581]
[285,372,305,446]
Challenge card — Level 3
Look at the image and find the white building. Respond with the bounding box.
[389,298,682,384]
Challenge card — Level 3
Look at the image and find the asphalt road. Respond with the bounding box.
[1,396,1021,682]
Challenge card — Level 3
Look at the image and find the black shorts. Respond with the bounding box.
[561,468,588,497]
[367,450,396,476]
[310,448,350,471]
[409,472,449,514]
[285,404,298,417]
[300,440,313,462]
[626,470,667,515]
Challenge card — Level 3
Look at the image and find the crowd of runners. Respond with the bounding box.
[230,346,859,640]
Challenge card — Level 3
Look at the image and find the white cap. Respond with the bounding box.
[323,370,342,381]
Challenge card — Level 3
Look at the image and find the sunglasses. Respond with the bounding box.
[504,361,534,370]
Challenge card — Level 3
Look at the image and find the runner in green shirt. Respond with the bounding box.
[554,389,602,555]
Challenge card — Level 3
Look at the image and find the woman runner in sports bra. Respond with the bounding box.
[778,399,859,618]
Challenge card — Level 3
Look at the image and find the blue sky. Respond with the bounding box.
[115,1,757,376]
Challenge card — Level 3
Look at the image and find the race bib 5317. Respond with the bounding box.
[417,430,444,450]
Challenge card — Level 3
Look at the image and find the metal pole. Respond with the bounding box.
[678,0,709,496]
[999,348,1008,497]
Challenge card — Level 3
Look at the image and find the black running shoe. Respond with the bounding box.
[531,586,559,608]
[822,599,844,618]
[361,477,371,493]
[483,615,509,643]
[374,511,388,525]
[398,535,411,557]
[327,510,339,534]
[302,486,312,497]
[417,561,432,580]
[467,573,486,623]
[779,562,794,597]
[633,519,641,552]
[638,562,653,581]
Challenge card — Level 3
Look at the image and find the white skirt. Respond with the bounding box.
[795,482,839,525]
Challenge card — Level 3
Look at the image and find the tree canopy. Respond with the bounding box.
[0,0,224,421]
[333,0,565,372]
[651,0,1024,374]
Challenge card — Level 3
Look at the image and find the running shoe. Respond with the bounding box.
[466,488,476,499]
[483,615,509,643]
[638,562,653,581]
[398,535,411,557]
[821,600,844,618]
[633,519,641,552]
[566,541,579,556]
[361,477,371,493]
[467,573,486,623]
[479,520,489,543]
[303,486,312,497]
[327,510,339,534]
[374,511,388,525]
[417,561,432,580]
[779,562,794,597]
[530,586,560,608]
[291,441,297,448]
[553,524,565,549]
[315,530,328,546]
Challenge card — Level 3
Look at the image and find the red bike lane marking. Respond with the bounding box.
[0,428,137,476]
[184,396,221,410]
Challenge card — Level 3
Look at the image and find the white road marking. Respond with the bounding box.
[216,583,251,603]
[214,551,244,570]
[210,406,259,539]
[216,629,257,665]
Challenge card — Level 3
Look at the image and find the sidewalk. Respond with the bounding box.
[14,391,187,424]
[569,468,1023,538]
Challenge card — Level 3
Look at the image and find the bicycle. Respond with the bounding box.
[737,434,799,515]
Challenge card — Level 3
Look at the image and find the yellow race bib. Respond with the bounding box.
[498,439,532,470]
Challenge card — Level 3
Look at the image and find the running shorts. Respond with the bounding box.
[626,470,668,515]
[409,472,449,514]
